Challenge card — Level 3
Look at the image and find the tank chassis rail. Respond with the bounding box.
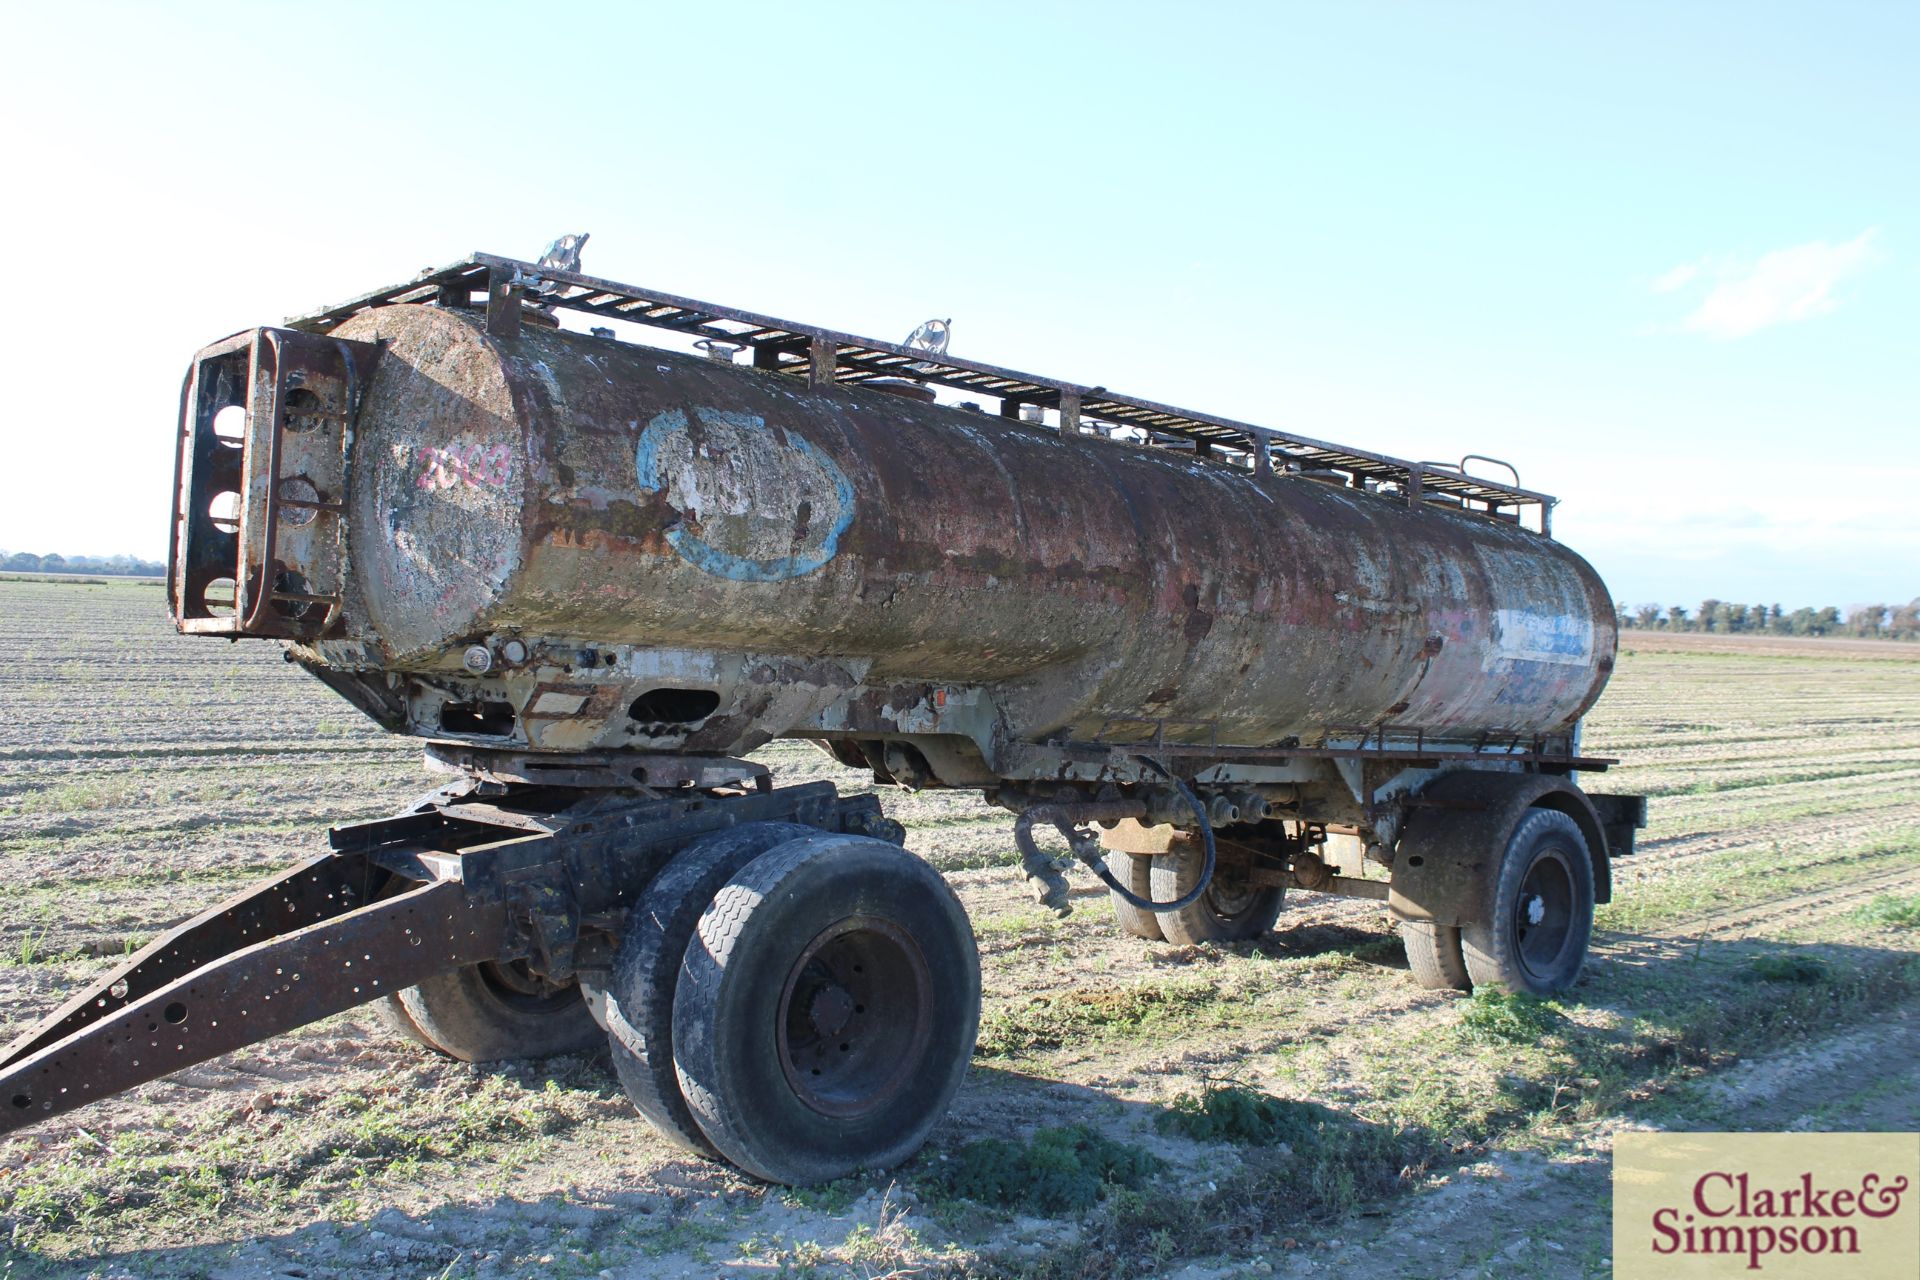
[0,776,890,1136]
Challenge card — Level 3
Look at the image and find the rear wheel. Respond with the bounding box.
[395,959,601,1063]
[1401,921,1472,991]
[673,834,981,1184]
[600,822,816,1155]
[1151,835,1284,944]
[1461,809,1594,995]
[1107,851,1165,940]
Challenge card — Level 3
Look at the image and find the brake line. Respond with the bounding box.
[1012,757,1217,917]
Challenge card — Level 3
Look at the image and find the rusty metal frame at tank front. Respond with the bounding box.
[286,254,1558,535]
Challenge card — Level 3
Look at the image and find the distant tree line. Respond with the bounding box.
[1,550,166,576]
[1617,598,1920,641]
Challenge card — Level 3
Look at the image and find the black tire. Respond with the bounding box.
[601,822,817,1156]
[395,959,602,1063]
[370,992,446,1051]
[1151,835,1284,944]
[673,834,981,1185]
[1461,809,1595,996]
[1107,851,1165,940]
[1401,921,1473,991]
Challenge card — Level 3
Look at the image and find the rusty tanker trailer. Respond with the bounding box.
[0,248,1644,1184]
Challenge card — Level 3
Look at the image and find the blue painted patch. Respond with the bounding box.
[636,406,855,582]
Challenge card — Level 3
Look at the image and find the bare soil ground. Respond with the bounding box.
[2,579,1918,1279]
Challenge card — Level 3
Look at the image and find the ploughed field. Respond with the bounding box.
[2,577,1918,1280]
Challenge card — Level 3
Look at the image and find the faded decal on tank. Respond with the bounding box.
[1475,546,1594,669]
[1490,608,1593,665]
[636,407,855,581]
[417,440,511,491]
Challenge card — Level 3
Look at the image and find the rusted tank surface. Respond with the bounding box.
[273,302,1615,774]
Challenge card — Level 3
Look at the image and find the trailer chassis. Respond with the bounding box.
[0,768,890,1136]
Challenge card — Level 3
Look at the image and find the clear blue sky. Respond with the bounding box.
[2,2,1912,610]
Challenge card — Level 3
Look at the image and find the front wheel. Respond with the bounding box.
[600,822,817,1156]
[1460,809,1595,995]
[672,834,981,1185]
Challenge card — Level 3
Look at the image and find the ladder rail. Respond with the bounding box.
[288,253,1556,525]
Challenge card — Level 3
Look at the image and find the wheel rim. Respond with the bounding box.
[1205,878,1262,922]
[776,916,932,1119]
[1511,846,1577,983]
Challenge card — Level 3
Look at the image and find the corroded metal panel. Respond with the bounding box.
[176,304,1615,783]
[313,305,1612,762]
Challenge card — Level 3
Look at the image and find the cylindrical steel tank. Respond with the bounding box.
[328,305,1615,748]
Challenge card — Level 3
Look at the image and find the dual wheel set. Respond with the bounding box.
[1105,808,1598,997]
[1104,836,1287,945]
[378,806,1596,1184]
[379,824,981,1184]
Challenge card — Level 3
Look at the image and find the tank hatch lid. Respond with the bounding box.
[288,253,1557,531]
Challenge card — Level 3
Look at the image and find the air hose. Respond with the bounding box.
[1012,758,1217,918]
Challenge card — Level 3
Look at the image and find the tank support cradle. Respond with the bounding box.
[0,777,890,1136]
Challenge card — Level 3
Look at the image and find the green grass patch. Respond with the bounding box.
[2,776,141,816]
[1743,952,1831,984]
[930,1125,1160,1214]
[1014,1108,1441,1278]
[1856,894,1920,928]
[974,978,1220,1058]
[970,907,1062,938]
[0,1065,610,1250]
[1597,835,1920,933]
[1458,990,1568,1044]
[1156,1084,1321,1146]
[1643,761,1920,799]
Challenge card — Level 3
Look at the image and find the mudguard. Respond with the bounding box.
[1388,772,1611,927]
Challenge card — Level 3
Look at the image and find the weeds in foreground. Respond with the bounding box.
[0,1064,610,1245]
[986,1113,1438,1280]
[974,978,1220,1058]
[0,926,89,968]
[1157,1084,1324,1146]
[7,926,50,967]
[931,1126,1160,1214]
[1743,953,1831,985]
[1458,990,1567,1044]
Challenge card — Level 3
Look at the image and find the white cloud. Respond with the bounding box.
[1650,263,1698,294]
[1653,230,1881,340]
[1551,456,1920,604]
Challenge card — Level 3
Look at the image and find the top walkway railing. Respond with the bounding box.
[289,253,1557,534]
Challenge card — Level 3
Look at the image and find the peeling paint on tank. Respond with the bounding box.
[883,697,943,734]
[1490,609,1593,665]
[1475,546,1594,669]
[636,407,855,581]
[315,305,1615,765]
[336,306,526,661]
